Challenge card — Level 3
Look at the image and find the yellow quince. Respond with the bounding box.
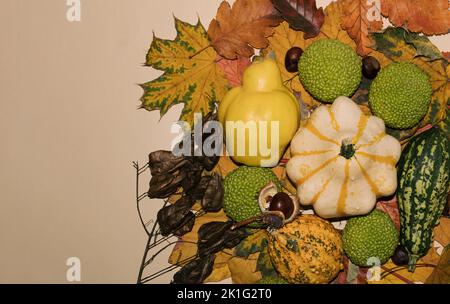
[218,58,300,167]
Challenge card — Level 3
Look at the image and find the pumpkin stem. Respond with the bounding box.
[339,138,355,159]
[407,254,419,272]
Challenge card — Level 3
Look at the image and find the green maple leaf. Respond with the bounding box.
[234,230,268,257]
[234,230,279,278]
[140,18,229,123]
[256,239,278,277]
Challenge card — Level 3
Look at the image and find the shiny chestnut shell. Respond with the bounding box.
[268,192,295,219]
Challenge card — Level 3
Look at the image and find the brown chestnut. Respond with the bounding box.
[285,47,303,73]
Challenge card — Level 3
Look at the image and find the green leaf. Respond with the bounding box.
[140,18,229,124]
[403,31,444,61]
[234,229,268,257]
[386,126,418,142]
[256,239,278,277]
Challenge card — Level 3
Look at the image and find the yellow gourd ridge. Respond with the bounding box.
[286,96,402,219]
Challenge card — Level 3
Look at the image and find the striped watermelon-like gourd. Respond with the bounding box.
[397,127,450,272]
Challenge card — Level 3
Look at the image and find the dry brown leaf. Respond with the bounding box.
[204,248,233,283]
[271,166,285,180]
[271,0,325,38]
[433,217,450,246]
[228,253,262,283]
[420,244,442,267]
[425,245,450,284]
[376,196,400,231]
[381,0,450,35]
[340,0,383,56]
[216,56,251,87]
[212,154,238,177]
[377,260,434,284]
[208,0,281,59]
[443,51,450,62]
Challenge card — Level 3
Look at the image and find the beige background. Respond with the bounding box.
[0,0,448,284]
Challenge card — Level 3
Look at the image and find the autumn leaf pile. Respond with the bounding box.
[139,0,450,284]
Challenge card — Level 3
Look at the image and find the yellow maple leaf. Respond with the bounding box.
[141,18,229,124]
[228,253,262,284]
[204,248,233,283]
[433,217,450,248]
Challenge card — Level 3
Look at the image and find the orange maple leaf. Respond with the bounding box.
[381,0,450,35]
[208,0,282,59]
[340,0,383,56]
[376,196,400,231]
[216,56,251,87]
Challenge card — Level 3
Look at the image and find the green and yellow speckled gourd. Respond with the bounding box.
[268,215,343,284]
[397,127,450,272]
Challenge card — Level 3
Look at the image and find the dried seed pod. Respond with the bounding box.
[148,150,187,176]
[157,196,195,236]
[172,254,216,284]
[195,155,220,171]
[191,111,222,171]
[189,175,213,200]
[198,221,233,242]
[222,228,248,249]
[172,212,196,237]
[201,173,224,212]
[198,221,233,257]
[197,221,247,257]
[148,170,186,198]
[181,167,203,193]
[187,173,224,212]
[202,111,218,124]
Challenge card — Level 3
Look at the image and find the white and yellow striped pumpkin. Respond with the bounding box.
[286,96,401,218]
